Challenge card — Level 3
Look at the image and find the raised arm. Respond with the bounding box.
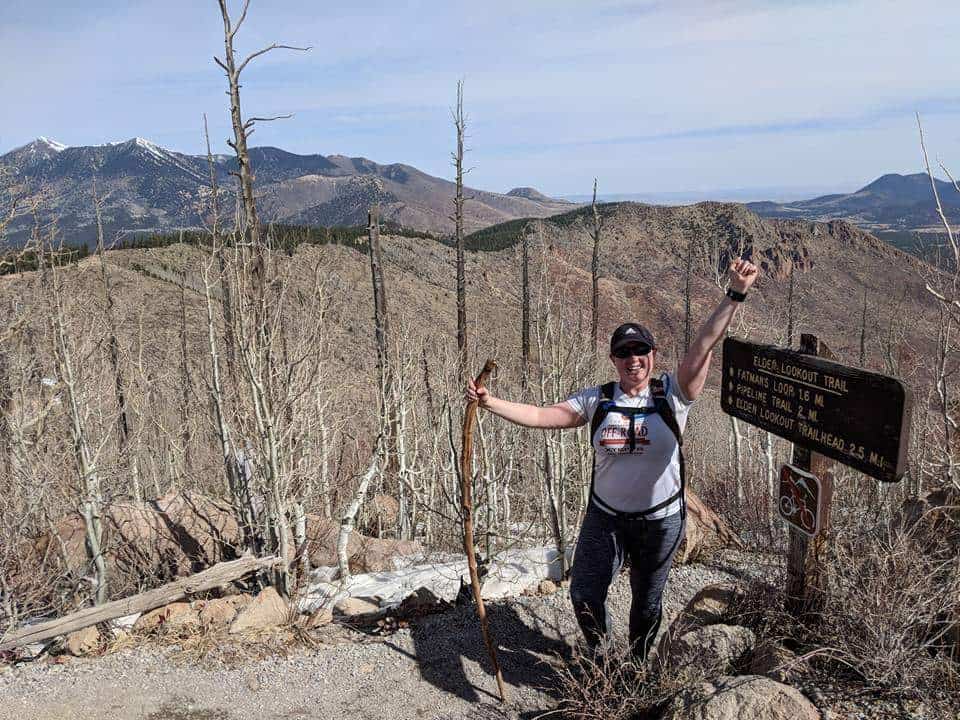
[677,258,759,401]
[466,378,586,429]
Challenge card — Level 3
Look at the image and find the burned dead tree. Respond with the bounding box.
[213,0,310,595]
[452,80,468,380]
[368,205,390,403]
[214,0,309,259]
[590,179,603,350]
[521,222,532,389]
[93,184,140,501]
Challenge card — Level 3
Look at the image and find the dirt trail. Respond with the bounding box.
[0,564,744,720]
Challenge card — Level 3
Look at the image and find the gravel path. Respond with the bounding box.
[0,561,756,720]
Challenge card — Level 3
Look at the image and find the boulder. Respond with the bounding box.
[661,675,821,720]
[665,624,756,675]
[680,583,747,627]
[362,494,400,536]
[65,626,101,656]
[133,602,197,633]
[334,597,381,618]
[677,491,743,564]
[229,587,288,634]
[197,597,240,628]
[305,514,423,573]
[26,491,243,587]
[20,496,423,598]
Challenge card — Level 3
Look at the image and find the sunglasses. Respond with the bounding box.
[612,344,652,358]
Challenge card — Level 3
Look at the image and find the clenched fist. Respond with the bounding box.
[728,258,759,294]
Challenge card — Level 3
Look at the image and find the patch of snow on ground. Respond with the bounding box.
[298,546,573,614]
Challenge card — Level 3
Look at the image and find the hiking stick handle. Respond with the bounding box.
[472,359,497,399]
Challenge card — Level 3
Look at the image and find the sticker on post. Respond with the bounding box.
[779,463,821,537]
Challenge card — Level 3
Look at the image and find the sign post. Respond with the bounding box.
[721,333,911,616]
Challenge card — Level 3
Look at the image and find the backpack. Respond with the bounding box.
[587,374,687,519]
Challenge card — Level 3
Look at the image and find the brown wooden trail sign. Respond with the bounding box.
[720,333,912,616]
[720,336,911,482]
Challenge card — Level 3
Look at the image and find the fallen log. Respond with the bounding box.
[0,554,281,652]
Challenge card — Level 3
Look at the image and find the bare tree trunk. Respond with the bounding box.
[683,235,694,354]
[859,287,868,367]
[787,269,795,348]
[338,436,384,581]
[178,268,192,481]
[0,346,12,474]
[731,416,745,504]
[936,305,956,486]
[452,80,468,380]
[521,223,532,390]
[368,205,390,404]
[93,185,140,502]
[50,270,108,605]
[590,179,602,350]
[202,114,238,387]
[764,430,775,537]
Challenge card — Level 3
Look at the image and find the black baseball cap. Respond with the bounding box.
[610,322,657,353]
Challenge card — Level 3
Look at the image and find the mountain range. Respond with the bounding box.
[1,136,953,247]
[746,173,958,231]
[0,137,572,246]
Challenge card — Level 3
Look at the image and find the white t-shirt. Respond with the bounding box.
[565,373,692,519]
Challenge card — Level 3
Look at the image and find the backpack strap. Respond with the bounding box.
[589,381,618,443]
[650,375,682,448]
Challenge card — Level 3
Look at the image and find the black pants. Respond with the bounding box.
[569,502,685,661]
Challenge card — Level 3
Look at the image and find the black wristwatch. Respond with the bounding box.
[726,288,747,302]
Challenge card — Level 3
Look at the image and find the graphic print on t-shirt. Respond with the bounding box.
[598,413,650,454]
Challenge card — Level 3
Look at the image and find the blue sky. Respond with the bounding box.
[2,0,959,198]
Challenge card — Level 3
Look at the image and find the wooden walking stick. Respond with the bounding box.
[461,358,508,703]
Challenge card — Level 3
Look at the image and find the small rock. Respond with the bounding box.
[246,675,261,692]
[306,607,333,629]
[229,587,289,634]
[134,602,196,633]
[65,626,101,656]
[537,580,557,595]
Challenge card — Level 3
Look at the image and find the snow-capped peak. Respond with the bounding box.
[36,137,68,152]
[6,137,68,156]
[124,137,170,162]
